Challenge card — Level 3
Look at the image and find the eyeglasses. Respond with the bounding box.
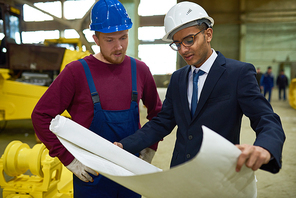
[169,29,204,51]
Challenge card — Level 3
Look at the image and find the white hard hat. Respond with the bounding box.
[162,1,214,42]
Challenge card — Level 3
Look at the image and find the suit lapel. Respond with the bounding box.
[179,65,192,124]
[192,52,226,121]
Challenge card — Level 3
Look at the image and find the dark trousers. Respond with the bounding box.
[278,87,286,100]
[264,87,272,102]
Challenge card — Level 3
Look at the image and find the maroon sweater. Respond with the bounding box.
[31,55,162,165]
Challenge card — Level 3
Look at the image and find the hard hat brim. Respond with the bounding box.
[90,23,133,33]
[162,16,214,42]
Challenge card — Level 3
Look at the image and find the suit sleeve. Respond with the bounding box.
[237,64,285,173]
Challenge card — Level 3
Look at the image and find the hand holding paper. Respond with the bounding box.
[236,144,271,172]
[66,158,98,182]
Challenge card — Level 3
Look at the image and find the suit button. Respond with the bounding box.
[186,154,191,158]
[188,135,193,140]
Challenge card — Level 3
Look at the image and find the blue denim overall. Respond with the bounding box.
[73,58,141,198]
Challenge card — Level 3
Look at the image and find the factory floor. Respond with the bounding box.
[0,88,295,198]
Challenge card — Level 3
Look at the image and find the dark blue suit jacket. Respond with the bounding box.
[120,52,285,173]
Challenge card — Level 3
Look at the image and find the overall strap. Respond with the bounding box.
[130,57,138,102]
[78,59,100,104]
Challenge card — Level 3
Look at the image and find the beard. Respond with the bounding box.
[101,50,125,64]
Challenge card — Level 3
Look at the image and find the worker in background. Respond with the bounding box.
[115,1,285,175]
[260,66,274,102]
[276,69,288,100]
[31,0,162,197]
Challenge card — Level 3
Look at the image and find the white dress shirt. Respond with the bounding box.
[187,49,218,111]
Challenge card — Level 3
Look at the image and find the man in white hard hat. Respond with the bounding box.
[32,0,162,197]
[116,1,285,174]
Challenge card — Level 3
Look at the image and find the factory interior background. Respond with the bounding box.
[0,0,296,197]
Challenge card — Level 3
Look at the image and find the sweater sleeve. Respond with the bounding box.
[142,69,162,121]
[139,62,163,151]
[31,66,76,166]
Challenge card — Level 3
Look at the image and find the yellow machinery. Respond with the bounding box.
[289,78,296,110]
[0,141,73,198]
[0,37,90,121]
[0,3,80,196]
[0,2,90,123]
[0,69,50,121]
[43,38,91,72]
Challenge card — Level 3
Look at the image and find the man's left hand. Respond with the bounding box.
[235,144,271,172]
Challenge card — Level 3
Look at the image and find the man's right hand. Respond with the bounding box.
[66,158,98,182]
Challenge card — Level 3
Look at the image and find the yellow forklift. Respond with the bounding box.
[0,2,90,124]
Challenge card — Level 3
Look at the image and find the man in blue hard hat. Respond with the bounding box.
[31,0,162,197]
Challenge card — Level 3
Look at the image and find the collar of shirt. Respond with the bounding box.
[187,49,218,111]
[190,49,218,74]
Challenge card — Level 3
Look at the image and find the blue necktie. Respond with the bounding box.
[191,69,205,117]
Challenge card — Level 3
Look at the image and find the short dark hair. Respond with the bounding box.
[95,31,100,38]
[197,22,209,31]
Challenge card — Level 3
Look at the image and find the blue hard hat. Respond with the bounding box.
[90,0,133,33]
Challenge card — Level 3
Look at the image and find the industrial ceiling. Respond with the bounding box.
[2,0,296,53]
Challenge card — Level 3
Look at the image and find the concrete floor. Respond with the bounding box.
[0,88,295,197]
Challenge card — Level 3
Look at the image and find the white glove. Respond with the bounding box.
[66,158,98,182]
[139,148,156,163]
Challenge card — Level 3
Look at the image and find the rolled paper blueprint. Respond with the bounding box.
[50,115,162,176]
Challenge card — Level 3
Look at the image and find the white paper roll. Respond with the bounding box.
[50,115,162,176]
